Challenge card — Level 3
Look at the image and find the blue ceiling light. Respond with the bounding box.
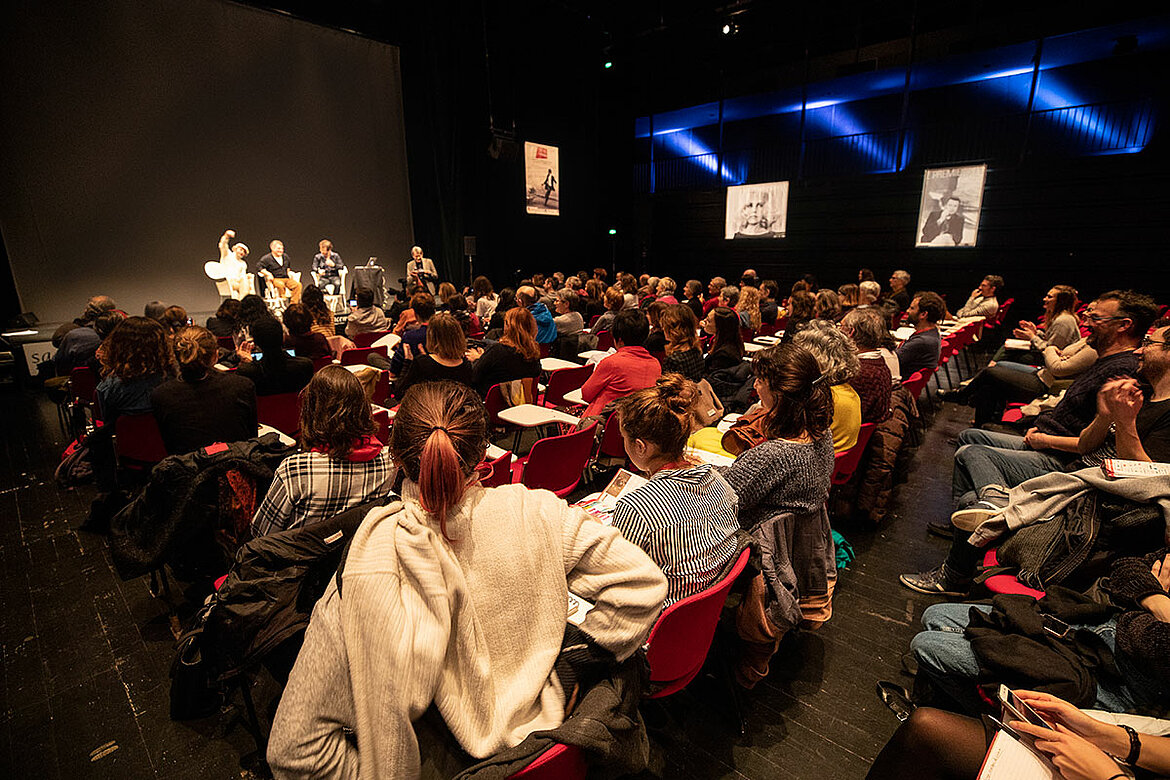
[656,129,746,184]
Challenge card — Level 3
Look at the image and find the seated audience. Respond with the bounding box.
[955,274,1003,320]
[388,292,435,376]
[206,298,241,339]
[592,286,625,334]
[703,306,744,373]
[896,292,945,379]
[681,279,705,321]
[887,270,911,314]
[471,275,499,323]
[486,287,517,332]
[718,284,740,313]
[644,300,668,353]
[144,300,166,321]
[858,280,881,307]
[580,309,662,419]
[660,304,704,381]
[516,285,557,344]
[1015,284,1081,351]
[345,287,390,339]
[250,365,394,538]
[393,313,473,401]
[582,279,606,320]
[780,290,816,342]
[443,293,476,336]
[300,285,337,339]
[717,343,837,684]
[840,308,893,423]
[702,276,727,315]
[837,283,860,315]
[151,326,258,455]
[552,288,584,336]
[654,277,677,304]
[469,307,542,396]
[813,289,842,322]
[267,381,666,776]
[54,295,117,376]
[737,286,763,332]
[236,317,314,396]
[276,306,326,362]
[793,322,862,453]
[613,375,739,607]
[760,280,781,325]
[160,305,189,336]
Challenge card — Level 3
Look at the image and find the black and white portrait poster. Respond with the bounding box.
[525,142,560,216]
[915,164,987,247]
[724,181,789,239]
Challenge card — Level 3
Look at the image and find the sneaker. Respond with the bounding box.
[951,500,1004,531]
[899,566,970,597]
[926,521,954,539]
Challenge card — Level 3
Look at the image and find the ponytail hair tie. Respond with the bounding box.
[430,425,449,435]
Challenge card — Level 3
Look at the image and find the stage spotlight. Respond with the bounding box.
[607,228,617,235]
[604,60,613,69]
[721,22,738,36]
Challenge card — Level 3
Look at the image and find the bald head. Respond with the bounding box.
[516,285,538,307]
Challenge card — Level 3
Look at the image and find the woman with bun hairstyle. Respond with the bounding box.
[269,380,667,776]
[151,326,257,456]
[250,365,394,537]
[613,374,740,607]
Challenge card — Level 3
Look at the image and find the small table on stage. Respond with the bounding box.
[497,404,580,452]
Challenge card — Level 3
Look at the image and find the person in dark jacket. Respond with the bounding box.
[206,298,242,339]
[236,317,314,396]
[282,304,331,360]
[469,307,541,397]
[393,313,473,401]
[702,307,744,374]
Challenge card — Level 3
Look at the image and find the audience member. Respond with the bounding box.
[840,309,894,423]
[236,317,314,396]
[553,288,585,336]
[837,283,860,314]
[760,280,781,325]
[737,286,763,331]
[516,285,557,344]
[703,277,727,314]
[144,300,166,321]
[300,285,337,338]
[660,304,704,381]
[954,274,1002,320]
[858,280,881,307]
[582,279,606,320]
[487,287,517,331]
[644,300,668,353]
[612,375,740,608]
[656,277,679,304]
[793,322,862,453]
[251,365,394,537]
[268,381,666,777]
[151,326,258,455]
[345,287,390,338]
[781,290,816,343]
[389,292,435,376]
[160,305,189,336]
[813,289,842,322]
[681,279,705,321]
[703,306,744,373]
[282,304,331,360]
[206,298,241,338]
[592,287,625,334]
[887,270,911,314]
[580,309,662,419]
[393,313,474,400]
[471,276,499,323]
[469,307,542,396]
[896,292,945,379]
[54,295,117,375]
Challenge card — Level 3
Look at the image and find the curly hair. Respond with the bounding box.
[736,286,762,330]
[301,285,333,326]
[617,373,699,459]
[98,316,173,380]
[298,365,376,460]
[792,320,861,385]
[751,343,832,440]
[660,304,700,354]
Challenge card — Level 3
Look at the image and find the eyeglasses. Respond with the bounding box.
[1083,313,1129,324]
[1141,335,1169,348]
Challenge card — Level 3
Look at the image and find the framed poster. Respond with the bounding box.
[915,164,987,247]
[724,181,788,239]
[525,142,559,215]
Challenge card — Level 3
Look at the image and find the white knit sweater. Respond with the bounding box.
[267,481,667,779]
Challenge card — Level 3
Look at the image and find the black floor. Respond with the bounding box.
[0,384,976,779]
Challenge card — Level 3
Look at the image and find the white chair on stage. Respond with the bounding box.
[261,270,303,313]
[204,261,255,300]
[311,267,350,313]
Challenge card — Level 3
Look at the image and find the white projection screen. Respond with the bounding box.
[0,0,414,322]
[724,181,789,239]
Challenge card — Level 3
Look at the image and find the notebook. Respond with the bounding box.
[977,730,1054,780]
[1102,458,1170,478]
[572,469,649,525]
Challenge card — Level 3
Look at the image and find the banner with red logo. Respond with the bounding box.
[525,141,559,216]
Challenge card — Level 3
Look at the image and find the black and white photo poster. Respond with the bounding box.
[724,181,789,239]
[525,142,560,215]
[915,164,987,247]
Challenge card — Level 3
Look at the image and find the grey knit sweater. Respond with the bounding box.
[718,435,835,530]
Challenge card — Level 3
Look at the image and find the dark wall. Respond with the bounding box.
[632,144,1170,313]
[0,0,412,322]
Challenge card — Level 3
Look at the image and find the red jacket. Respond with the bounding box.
[580,346,662,419]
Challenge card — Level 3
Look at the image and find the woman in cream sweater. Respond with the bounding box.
[268,381,666,779]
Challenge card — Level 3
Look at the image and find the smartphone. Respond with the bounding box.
[997,685,1051,730]
[349,299,358,307]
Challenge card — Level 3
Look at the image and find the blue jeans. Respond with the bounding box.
[912,603,1141,713]
[951,428,1068,508]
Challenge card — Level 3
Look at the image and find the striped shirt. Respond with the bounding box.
[612,464,740,608]
[251,449,396,537]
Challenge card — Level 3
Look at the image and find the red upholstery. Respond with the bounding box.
[479,449,513,488]
[540,365,593,408]
[831,422,877,485]
[597,411,627,461]
[595,331,613,351]
[506,743,586,779]
[587,314,601,329]
[981,548,1045,599]
[538,343,551,359]
[484,379,538,429]
[645,547,752,698]
[217,335,236,351]
[69,366,98,404]
[113,413,169,466]
[311,355,336,372]
[1001,403,1026,424]
[352,330,390,348]
[340,346,388,366]
[372,407,392,445]
[901,368,933,399]
[512,423,598,497]
[257,392,302,436]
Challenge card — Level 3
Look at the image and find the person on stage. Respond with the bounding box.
[217,230,251,300]
[258,239,303,303]
[312,239,346,295]
[406,245,438,294]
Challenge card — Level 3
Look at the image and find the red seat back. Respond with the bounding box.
[831,422,877,485]
[352,330,390,348]
[485,379,538,428]
[257,392,302,436]
[372,407,392,445]
[542,364,593,408]
[595,331,614,351]
[114,413,168,465]
[340,346,388,366]
[506,743,586,779]
[217,335,236,351]
[479,449,513,488]
[598,410,627,460]
[70,366,98,404]
[311,355,335,372]
[519,423,598,497]
[645,547,752,698]
[587,314,601,329]
[901,368,933,398]
[538,342,551,359]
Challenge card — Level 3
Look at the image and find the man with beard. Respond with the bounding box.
[907,290,1158,547]
[901,313,1169,597]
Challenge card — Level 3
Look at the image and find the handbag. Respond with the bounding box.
[688,378,724,433]
[169,597,225,720]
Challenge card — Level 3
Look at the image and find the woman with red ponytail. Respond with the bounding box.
[269,380,668,777]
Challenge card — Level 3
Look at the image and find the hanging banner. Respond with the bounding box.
[915,164,987,247]
[724,181,789,239]
[525,142,560,215]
